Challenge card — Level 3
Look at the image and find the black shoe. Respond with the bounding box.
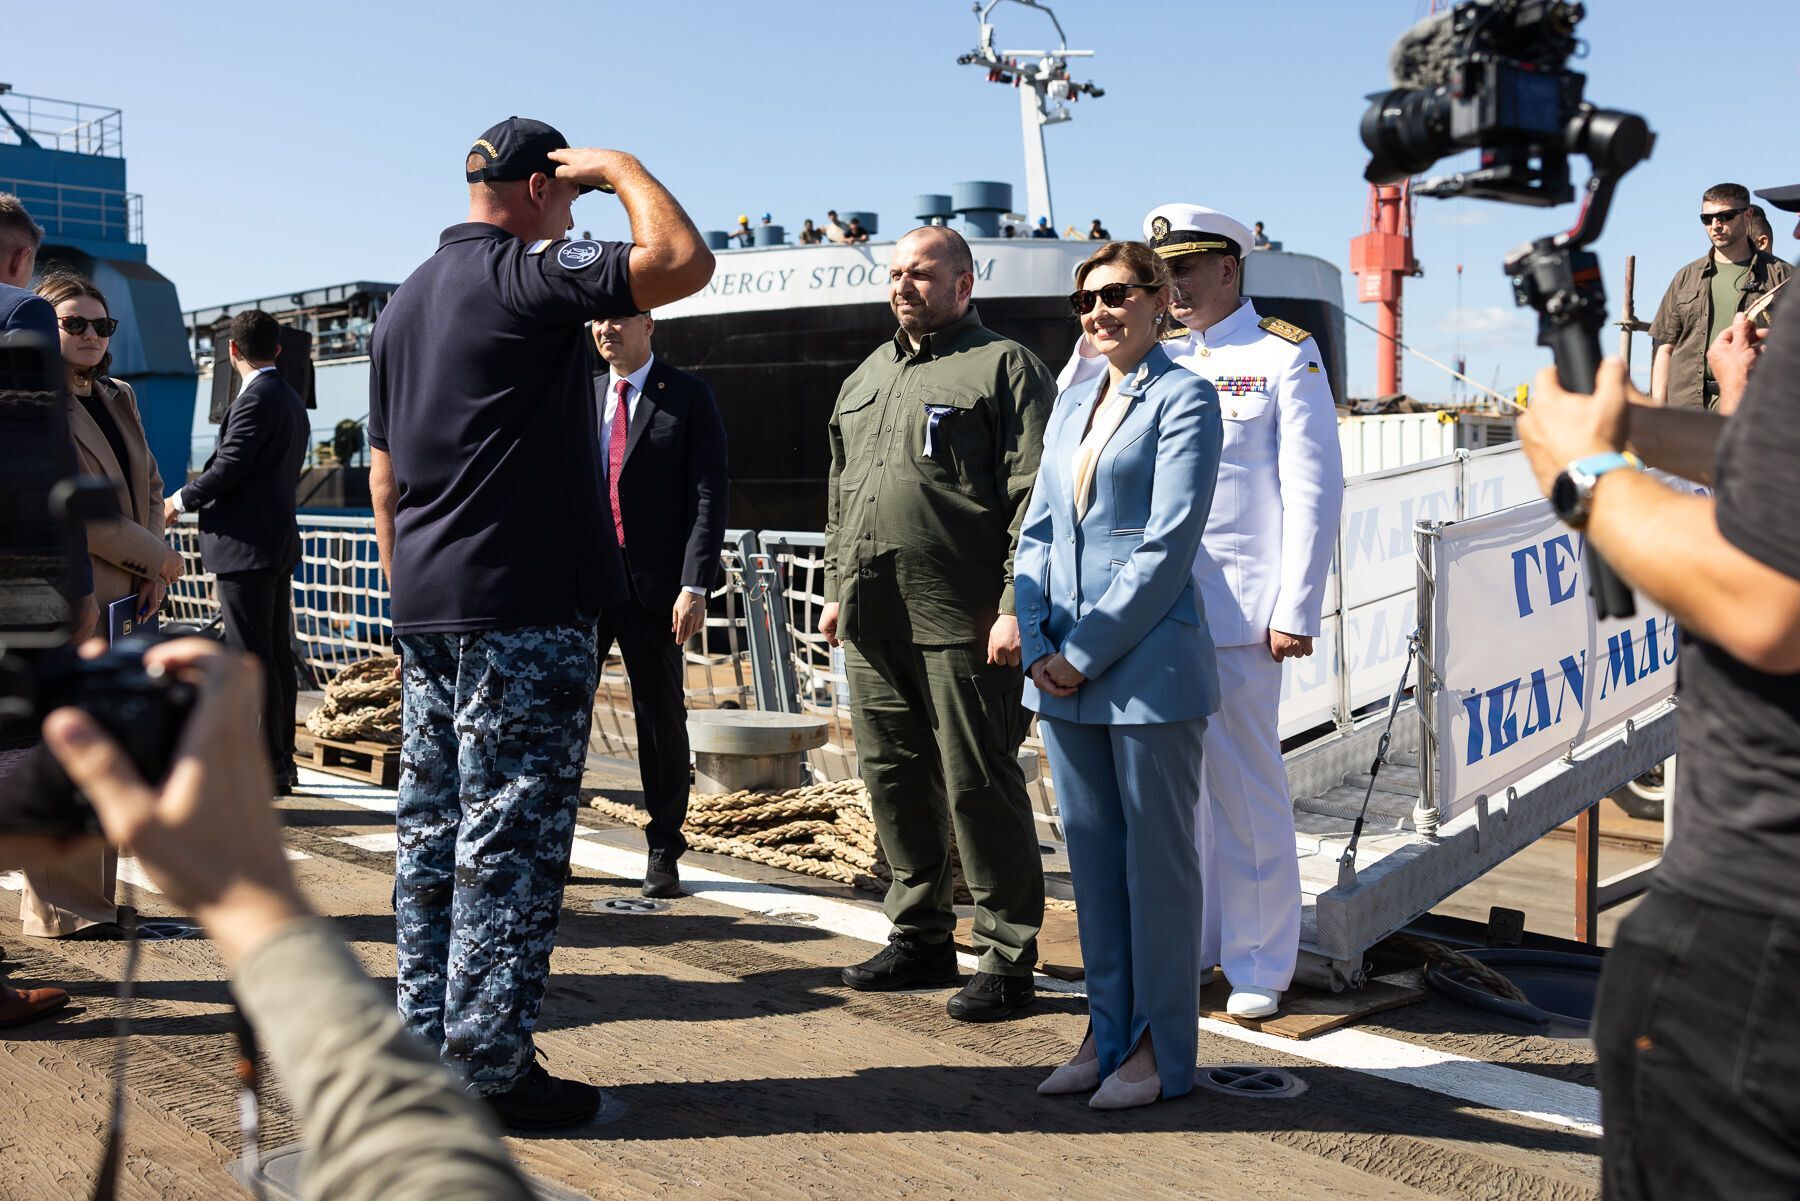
[274,769,300,794]
[841,935,959,992]
[483,1061,601,1131]
[946,971,1036,1022]
[642,854,681,899]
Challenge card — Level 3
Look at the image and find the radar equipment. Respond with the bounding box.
[955,0,1103,233]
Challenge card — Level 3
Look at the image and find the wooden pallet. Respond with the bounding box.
[294,728,400,787]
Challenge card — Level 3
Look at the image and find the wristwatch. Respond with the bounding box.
[1551,451,1642,528]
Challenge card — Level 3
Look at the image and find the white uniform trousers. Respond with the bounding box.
[1196,642,1300,991]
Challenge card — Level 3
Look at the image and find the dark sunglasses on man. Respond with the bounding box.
[58,315,119,337]
[1700,207,1747,226]
[1068,282,1157,315]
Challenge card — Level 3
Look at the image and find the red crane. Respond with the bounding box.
[1349,180,1422,399]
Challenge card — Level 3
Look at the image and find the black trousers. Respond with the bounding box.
[1595,886,1800,1199]
[597,596,689,860]
[216,567,297,780]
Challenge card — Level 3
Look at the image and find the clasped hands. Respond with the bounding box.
[1028,652,1085,698]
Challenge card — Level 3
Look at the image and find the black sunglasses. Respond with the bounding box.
[1069,282,1157,315]
[1700,207,1747,226]
[58,315,119,337]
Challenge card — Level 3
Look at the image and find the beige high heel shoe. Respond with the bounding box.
[1088,1068,1162,1110]
[1037,1056,1102,1095]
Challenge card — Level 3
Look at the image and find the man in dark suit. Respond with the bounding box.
[165,310,308,790]
[592,310,728,896]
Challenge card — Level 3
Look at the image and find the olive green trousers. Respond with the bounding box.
[845,639,1043,976]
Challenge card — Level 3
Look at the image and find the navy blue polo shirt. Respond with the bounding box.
[368,223,638,634]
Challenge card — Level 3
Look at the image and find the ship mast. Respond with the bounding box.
[956,0,1103,233]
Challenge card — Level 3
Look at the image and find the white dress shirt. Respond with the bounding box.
[600,353,655,464]
[601,353,707,598]
[168,364,279,513]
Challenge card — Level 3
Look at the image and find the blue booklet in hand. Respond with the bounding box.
[106,594,159,644]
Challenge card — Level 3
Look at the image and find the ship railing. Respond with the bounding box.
[0,176,142,244]
[0,93,124,157]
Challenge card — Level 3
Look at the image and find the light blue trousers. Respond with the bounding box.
[1040,715,1206,1099]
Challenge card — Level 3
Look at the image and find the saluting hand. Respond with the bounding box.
[546,147,636,193]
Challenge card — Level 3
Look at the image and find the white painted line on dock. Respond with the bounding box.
[306,778,1601,1136]
[337,832,400,854]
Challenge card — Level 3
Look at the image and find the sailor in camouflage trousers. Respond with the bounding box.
[393,626,599,1094]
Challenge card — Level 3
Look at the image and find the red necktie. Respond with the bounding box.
[609,378,629,546]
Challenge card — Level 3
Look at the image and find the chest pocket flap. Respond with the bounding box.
[910,387,990,494]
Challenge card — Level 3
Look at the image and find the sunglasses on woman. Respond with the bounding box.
[1068,282,1157,315]
[59,315,119,337]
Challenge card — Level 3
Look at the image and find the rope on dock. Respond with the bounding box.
[1388,934,1532,1005]
[305,656,401,743]
[589,780,1076,911]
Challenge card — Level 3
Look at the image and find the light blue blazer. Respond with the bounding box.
[1016,343,1224,725]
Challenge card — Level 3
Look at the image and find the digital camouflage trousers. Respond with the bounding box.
[393,624,598,1095]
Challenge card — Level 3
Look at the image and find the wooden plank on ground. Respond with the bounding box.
[1200,971,1426,1041]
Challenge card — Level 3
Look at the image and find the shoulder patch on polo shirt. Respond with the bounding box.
[555,239,603,270]
[1259,316,1309,344]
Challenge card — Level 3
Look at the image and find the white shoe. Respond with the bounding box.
[1088,1068,1162,1110]
[1037,1056,1102,1095]
[1226,985,1281,1020]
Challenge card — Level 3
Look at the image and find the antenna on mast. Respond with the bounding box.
[956,0,1102,233]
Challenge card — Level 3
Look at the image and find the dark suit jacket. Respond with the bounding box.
[181,368,308,574]
[597,357,729,610]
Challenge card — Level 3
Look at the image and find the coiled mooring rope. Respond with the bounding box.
[305,656,402,743]
[589,780,1077,912]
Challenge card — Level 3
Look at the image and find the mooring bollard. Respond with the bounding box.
[687,710,831,794]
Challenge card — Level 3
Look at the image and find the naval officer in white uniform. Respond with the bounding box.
[1056,204,1343,1018]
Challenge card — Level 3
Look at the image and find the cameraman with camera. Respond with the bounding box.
[18,639,533,1200]
[1518,185,1800,1199]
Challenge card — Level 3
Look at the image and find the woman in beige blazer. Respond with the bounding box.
[20,272,185,937]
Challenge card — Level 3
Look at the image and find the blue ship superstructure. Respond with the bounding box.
[0,86,195,479]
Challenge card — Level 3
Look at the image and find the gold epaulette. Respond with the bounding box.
[1259,316,1309,344]
[1159,322,1191,342]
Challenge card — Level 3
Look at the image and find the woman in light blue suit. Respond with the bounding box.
[1016,241,1223,1109]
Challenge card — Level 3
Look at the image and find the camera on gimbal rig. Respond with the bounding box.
[0,330,195,835]
[1359,0,1654,618]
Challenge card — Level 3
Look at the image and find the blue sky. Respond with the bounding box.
[10,0,1797,400]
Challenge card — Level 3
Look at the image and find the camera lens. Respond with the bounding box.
[1360,87,1454,185]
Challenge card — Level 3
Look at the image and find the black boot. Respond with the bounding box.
[946,971,1035,1022]
[483,1061,601,1131]
[841,934,959,992]
[642,852,680,899]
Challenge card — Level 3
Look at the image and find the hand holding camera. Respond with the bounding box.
[41,639,306,967]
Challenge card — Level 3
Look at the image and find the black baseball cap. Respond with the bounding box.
[466,116,596,194]
[1754,183,1800,214]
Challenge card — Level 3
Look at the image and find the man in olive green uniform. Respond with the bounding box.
[1648,182,1790,410]
[822,226,1055,1021]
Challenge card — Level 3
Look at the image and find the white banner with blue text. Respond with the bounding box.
[1430,498,1678,822]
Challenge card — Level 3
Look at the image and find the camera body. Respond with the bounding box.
[0,329,197,833]
[1361,0,1588,204]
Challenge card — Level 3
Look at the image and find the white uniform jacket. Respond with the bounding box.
[1057,299,1343,648]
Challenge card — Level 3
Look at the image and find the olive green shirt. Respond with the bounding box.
[824,305,1055,645]
[1650,247,1790,409]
